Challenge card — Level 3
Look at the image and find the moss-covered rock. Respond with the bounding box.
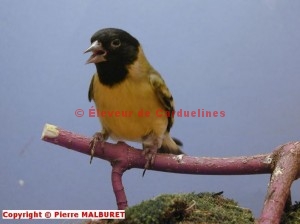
[85,192,255,224]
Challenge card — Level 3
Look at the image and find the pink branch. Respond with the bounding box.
[258,142,300,224]
[41,124,300,223]
[111,165,127,210]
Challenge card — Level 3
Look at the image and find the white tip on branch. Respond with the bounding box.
[41,123,59,139]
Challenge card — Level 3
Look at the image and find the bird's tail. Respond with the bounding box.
[158,133,184,155]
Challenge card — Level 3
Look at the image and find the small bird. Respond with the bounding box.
[85,28,183,174]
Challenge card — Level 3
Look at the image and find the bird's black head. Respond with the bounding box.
[84,28,140,86]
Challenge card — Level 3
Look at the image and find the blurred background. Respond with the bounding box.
[1,0,300,223]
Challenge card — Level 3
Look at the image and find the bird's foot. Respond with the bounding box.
[142,145,158,176]
[89,132,106,164]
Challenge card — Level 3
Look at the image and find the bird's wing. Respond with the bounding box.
[149,73,175,132]
[88,74,95,102]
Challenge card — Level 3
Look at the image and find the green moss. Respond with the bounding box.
[85,192,255,224]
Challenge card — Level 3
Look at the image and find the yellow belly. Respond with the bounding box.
[92,74,167,141]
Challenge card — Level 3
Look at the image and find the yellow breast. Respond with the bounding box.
[92,74,167,141]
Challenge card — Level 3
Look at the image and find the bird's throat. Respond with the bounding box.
[95,62,128,87]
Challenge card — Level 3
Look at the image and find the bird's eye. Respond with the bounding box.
[111,39,121,48]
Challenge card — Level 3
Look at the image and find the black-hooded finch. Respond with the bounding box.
[85,28,183,173]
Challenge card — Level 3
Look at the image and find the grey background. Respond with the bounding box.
[1,0,300,223]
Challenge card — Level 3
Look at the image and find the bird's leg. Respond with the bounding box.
[142,134,162,176]
[89,131,108,163]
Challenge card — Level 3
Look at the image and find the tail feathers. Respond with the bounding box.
[172,137,183,147]
[158,134,184,155]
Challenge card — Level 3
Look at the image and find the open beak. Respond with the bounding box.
[84,40,107,64]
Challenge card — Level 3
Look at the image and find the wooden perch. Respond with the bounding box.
[41,123,300,224]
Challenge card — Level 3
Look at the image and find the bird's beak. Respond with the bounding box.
[84,40,107,64]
